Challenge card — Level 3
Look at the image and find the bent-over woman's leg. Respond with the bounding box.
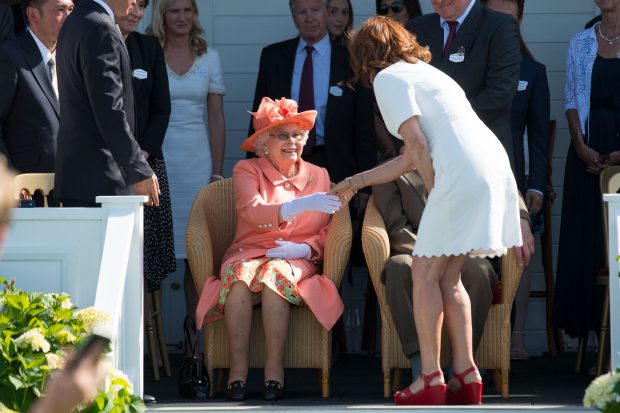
[262,287,291,383]
[409,255,450,392]
[224,282,253,383]
[440,255,481,389]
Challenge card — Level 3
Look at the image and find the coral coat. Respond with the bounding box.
[195,157,344,330]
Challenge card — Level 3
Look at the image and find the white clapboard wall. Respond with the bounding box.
[140,0,598,356]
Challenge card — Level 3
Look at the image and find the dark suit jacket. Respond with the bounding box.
[0,3,13,44]
[249,36,376,183]
[55,0,152,202]
[125,31,170,159]
[511,55,550,194]
[0,31,58,172]
[406,1,521,173]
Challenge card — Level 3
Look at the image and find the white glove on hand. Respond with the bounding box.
[280,192,341,222]
[266,240,312,260]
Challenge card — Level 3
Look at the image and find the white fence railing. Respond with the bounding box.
[604,194,620,372]
[0,196,147,396]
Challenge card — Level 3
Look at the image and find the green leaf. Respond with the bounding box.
[7,373,24,389]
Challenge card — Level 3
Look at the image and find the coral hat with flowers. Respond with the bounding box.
[241,97,317,152]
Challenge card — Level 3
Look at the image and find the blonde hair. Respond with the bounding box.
[147,0,208,56]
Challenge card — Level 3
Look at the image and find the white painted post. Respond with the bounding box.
[604,194,620,372]
[96,196,148,397]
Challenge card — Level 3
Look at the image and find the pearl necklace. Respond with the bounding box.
[598,22,620,45]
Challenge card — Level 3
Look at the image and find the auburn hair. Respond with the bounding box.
[349,16,431,87]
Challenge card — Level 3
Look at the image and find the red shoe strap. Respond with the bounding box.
[452,366,479,386]
[420,370,444,389]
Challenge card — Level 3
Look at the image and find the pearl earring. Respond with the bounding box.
[264,150,268,156]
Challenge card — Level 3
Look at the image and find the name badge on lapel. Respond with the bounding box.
[133,69,148,80]
[329,85,343,97]
[517,80,528,91]
[449,46,466,63]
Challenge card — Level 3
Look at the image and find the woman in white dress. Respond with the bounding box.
[149,0,226,347]
[331,17,522,406]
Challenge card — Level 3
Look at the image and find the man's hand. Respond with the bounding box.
[525,190,543,215]
[133,174,160,206]
[515,218,535,267]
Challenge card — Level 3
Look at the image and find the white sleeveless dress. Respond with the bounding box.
[163,49,226,258]
[374,61,522,258]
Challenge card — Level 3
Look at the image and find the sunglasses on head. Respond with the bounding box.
[379,1,405,15]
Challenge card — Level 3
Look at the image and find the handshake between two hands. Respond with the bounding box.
[279,177,358,222]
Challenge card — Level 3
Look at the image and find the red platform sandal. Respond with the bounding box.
[446,366,483,405]
[394,370,446,406]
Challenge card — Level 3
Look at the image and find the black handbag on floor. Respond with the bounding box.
[178,316,210,399]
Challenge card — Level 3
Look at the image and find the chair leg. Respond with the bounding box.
[321,368,330,398]
[575,333,588,373]
[208,366,215,398]
[383,369,392,398]
[501,367,509,399]
[493,369,501,394]
[540,229,557,357]
[392,368,402,394]
[152,291,172,377]
[145,304,160,381]
[575,335,587,373]
[597,286,610,376]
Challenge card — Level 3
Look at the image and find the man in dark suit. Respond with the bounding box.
[406,0,521,173]
[373,168,535,378]
[55,0,159,207]
[0,3,14,43]
[250,0,376,186]
[0,0,73,175]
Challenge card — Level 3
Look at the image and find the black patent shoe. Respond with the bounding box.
[226,380,247,401]
[264,380,285,401]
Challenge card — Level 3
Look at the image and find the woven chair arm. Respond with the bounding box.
[186,189,215,293]
[500,248,523,305]
[323,204,352,289]
[361,197,391,317]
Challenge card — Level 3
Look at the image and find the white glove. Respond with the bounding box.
[280,192,341,222]
[266,240,312,260]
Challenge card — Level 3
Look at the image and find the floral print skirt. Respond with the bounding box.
[216,258,303,313]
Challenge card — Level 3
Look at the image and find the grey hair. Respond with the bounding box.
[253,132,272,156]
[253,130,310,156]
[289,0,329,12]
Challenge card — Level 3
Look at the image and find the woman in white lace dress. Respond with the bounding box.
[332,17,522,406]
[149,0,226,348]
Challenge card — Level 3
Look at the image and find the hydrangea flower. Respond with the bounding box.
[14,328,50,353]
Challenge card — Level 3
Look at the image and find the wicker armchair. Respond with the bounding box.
[362,195,522,399]
[186,178,352,397]
[13,173,55,207]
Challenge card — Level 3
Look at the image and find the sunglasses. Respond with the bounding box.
[378,1,405,15]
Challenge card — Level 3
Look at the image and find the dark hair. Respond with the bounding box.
[480,0,533,59]
[349,16,431,88]
[327,0,354,46]
[375,0,422,21]
[21,0,46,17]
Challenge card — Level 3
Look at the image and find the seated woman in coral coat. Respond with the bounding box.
[195,97,344,402]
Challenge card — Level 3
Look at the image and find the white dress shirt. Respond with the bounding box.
[291,33,331,146]
[439,0,476,46]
